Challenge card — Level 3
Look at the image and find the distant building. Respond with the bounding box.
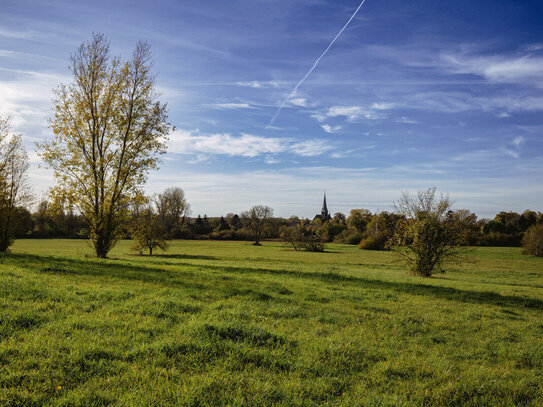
[313,192,331,222]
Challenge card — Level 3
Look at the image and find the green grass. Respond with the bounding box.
[1,239,542,406]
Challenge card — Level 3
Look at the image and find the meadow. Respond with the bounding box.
[1,239,542,406]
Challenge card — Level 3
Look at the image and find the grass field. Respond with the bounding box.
[1,239,543,406]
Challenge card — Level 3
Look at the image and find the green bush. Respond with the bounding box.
[358,233,388,250]
[522,224,543,257]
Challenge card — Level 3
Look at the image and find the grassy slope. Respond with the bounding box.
[1,240,542,406]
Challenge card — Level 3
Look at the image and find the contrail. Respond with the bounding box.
[266,0,368,128]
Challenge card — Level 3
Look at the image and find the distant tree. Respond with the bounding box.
[333,212,346,224]
[226,213,241,231]
[519,210,538,231]
[155,187,190,236]
[241,205,274,245]
[0,116,30,252]
[358,211,401,251]
[347,209,373,234]
[38,33,171,258]
[280,221,325,252]
[12,207,33,238]
[216,216,230,231]
[522,224,543,257]
[131,203,168,256]
[390,188,464,277]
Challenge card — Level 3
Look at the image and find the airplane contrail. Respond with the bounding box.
[266,0,369,128]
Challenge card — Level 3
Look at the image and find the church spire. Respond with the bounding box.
[321,191,330,220]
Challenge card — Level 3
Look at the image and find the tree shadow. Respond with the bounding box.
[188,263,543,311]
[1,253,201,290]
[135,253,219,261]
[4,252,542,311]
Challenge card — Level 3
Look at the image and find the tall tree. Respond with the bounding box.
[0,116,30,252]
[38,34,171,258]
[241,205,274,245]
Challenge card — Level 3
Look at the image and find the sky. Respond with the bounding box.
[1,0,542,218]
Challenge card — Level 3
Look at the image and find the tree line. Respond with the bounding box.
[5,191,543,248]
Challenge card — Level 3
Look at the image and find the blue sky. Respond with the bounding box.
[1,0,542,218]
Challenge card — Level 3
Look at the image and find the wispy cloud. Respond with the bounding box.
[208,102,255,109]
[289,97,308,107]
[321,124,342,134]
[441,52,543,84]
[236,80,280,88]
[371,102,396,110]
[167,130,333,158]
[512,135,524,147]
[326,105,378,121]
[291,140,333,156]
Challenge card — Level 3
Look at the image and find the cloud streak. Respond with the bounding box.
[266,0,369,128]
[167,130,333,158]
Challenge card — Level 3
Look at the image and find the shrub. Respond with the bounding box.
[358,233,388,250]
[522,224,543,257]
[333,229,362,245]
[280,223,326,252]
[390,188,464,277]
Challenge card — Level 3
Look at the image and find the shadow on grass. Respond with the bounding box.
[3,252,542,311]
[1,253,202,290]
[134,253,220,261]
[188,263,543,311]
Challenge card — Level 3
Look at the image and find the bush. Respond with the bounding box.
[358,233,388,250]
[522,224,543,257]
[334,229,363,245]
[390,188,464,277]
[280,224,326,252]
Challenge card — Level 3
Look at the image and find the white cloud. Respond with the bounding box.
[291,140,333,157]
[326,105,379,121]
[167,130,332,158]
[0,69,69,130]
[289,97,308,107]
[441,53,543,84]
[209,102,255,109]
[235,80,280,88]
[512,136,524,147]
[371,102,396,110]
[321,124,342,134]
[311,113,327,123]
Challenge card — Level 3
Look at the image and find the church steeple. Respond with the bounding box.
[321,191,330,221]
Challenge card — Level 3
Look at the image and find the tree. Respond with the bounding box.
[522,224,543,257]
[131,203,168,256]
[390,188,464,277]
[0,116,30,252]
[241,205,273,245]
[155,187,190,236]
[38,33,171,258]
[347,209,373,234]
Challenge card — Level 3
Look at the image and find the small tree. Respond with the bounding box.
[241,205,273,245]
[38,34,171,258]
[522,224,543,257]
[390,188,464,277]
[131,204,168,256]
[0,116,30,252]
[155,187,190,236]
[280,220,325,252]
